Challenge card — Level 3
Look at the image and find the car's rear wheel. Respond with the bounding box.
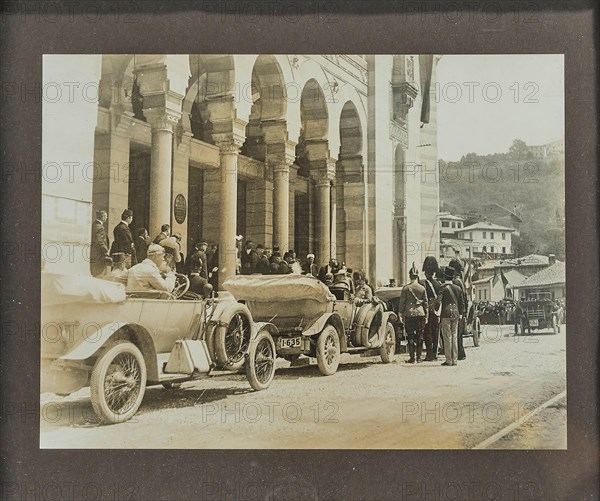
[215,312,251,371]
[379,322,396,363]
[316,325,340,376]
[245,330,276,391]
[473,318,481,347]
[90,341,146,424]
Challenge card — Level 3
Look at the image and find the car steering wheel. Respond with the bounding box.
[172,273,190,299]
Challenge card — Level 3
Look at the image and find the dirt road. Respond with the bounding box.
[40,324,566,449]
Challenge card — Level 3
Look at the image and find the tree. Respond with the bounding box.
[509,139,528,158]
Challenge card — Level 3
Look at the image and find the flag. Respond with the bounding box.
[492,269,499,286]
[500,270,508,286]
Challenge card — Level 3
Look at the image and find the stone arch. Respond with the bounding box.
[339,100,363,157]
[290,58,339,154]
[336,99,368,272]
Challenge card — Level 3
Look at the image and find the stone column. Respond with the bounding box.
[93,109,133,230]
[330,179,337,260]
[316,162,335,264]
[214,135,244,289]
[145,109,180,236]
[271,144,296,253]
[273,162,290,252]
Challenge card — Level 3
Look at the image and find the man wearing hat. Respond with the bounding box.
[90,210,109,277]
[398,263,428,363]
[159,233,182,271]
[187,241,213,298]
[241,239,259,275]
[254,244,269,274]
[302,253,318,277]
[112,209,136,269]
[439,266,466,366]
[422,256,443,361]
[449,258,468,360]
[126,244,176,294]
[318,258,340,283]
[108,252,128,282]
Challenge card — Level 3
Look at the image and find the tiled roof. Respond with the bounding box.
[459,222,515,232]
[504,269,526,287]
[521,262,566,288]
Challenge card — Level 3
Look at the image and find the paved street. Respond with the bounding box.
[40,324,566,449]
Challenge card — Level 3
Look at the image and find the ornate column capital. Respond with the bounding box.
[214,134,244,155]
[145,108,181,133]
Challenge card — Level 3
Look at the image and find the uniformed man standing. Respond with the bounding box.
[398,263,428,363]
[90,210,109,277]
[112,209,135,269]
[421,256,442,361]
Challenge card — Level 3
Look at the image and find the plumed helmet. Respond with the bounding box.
[409,262,419,278]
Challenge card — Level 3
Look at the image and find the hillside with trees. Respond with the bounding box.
[439,139,565,259]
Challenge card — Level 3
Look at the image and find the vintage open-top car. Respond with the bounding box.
[515,292,561,335]
[41,272,277,424]
[223,275,398,376]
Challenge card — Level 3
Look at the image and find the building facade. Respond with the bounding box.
[42,54,441,288]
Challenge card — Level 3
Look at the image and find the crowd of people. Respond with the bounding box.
[90,209,475,366]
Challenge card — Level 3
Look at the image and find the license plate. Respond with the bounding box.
[280,337,302,349]
[529,319,539,327]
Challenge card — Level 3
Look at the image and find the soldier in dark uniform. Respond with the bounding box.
[449,258,468,360]
[398,263,428,363]
[421,256,442,361]
[90,210,109,277]
[112,209,135,269]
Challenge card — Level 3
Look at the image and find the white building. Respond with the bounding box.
[42,54,441,287]
[455,222,514,258]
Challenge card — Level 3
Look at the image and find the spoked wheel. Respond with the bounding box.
[215,312,251,371]
[245,330,276,391]
[379,322,396,363]
[473,317,481,347]
[316,325,340,376]
[90,341,146,424]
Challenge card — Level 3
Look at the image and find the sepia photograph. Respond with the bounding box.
[38,53,567,451]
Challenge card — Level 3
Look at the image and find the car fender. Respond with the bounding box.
[206,301,253,360]
[353,303,384,348]
[382,311,398,326]
[249,322,278,346]
[303,313,347,353]
[58,322,159,381]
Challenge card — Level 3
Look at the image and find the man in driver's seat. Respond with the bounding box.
[126,244,176,295]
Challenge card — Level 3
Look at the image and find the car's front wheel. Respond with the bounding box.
[90,341,147,424]
[379,322,396,363]
[245,330,276,391]
[316,325,340,376]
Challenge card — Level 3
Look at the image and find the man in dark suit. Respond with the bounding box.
[449,258,468,360]
[318,258,340,283]
[440,266,466,366]
[135,228,150,264]
[90,210,109,277]
[241,240,259,275]
[112,209,135,268]
[254,244,269,274]
[153,224,170,244]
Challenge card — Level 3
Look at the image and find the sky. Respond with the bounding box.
[436,55,564,161]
